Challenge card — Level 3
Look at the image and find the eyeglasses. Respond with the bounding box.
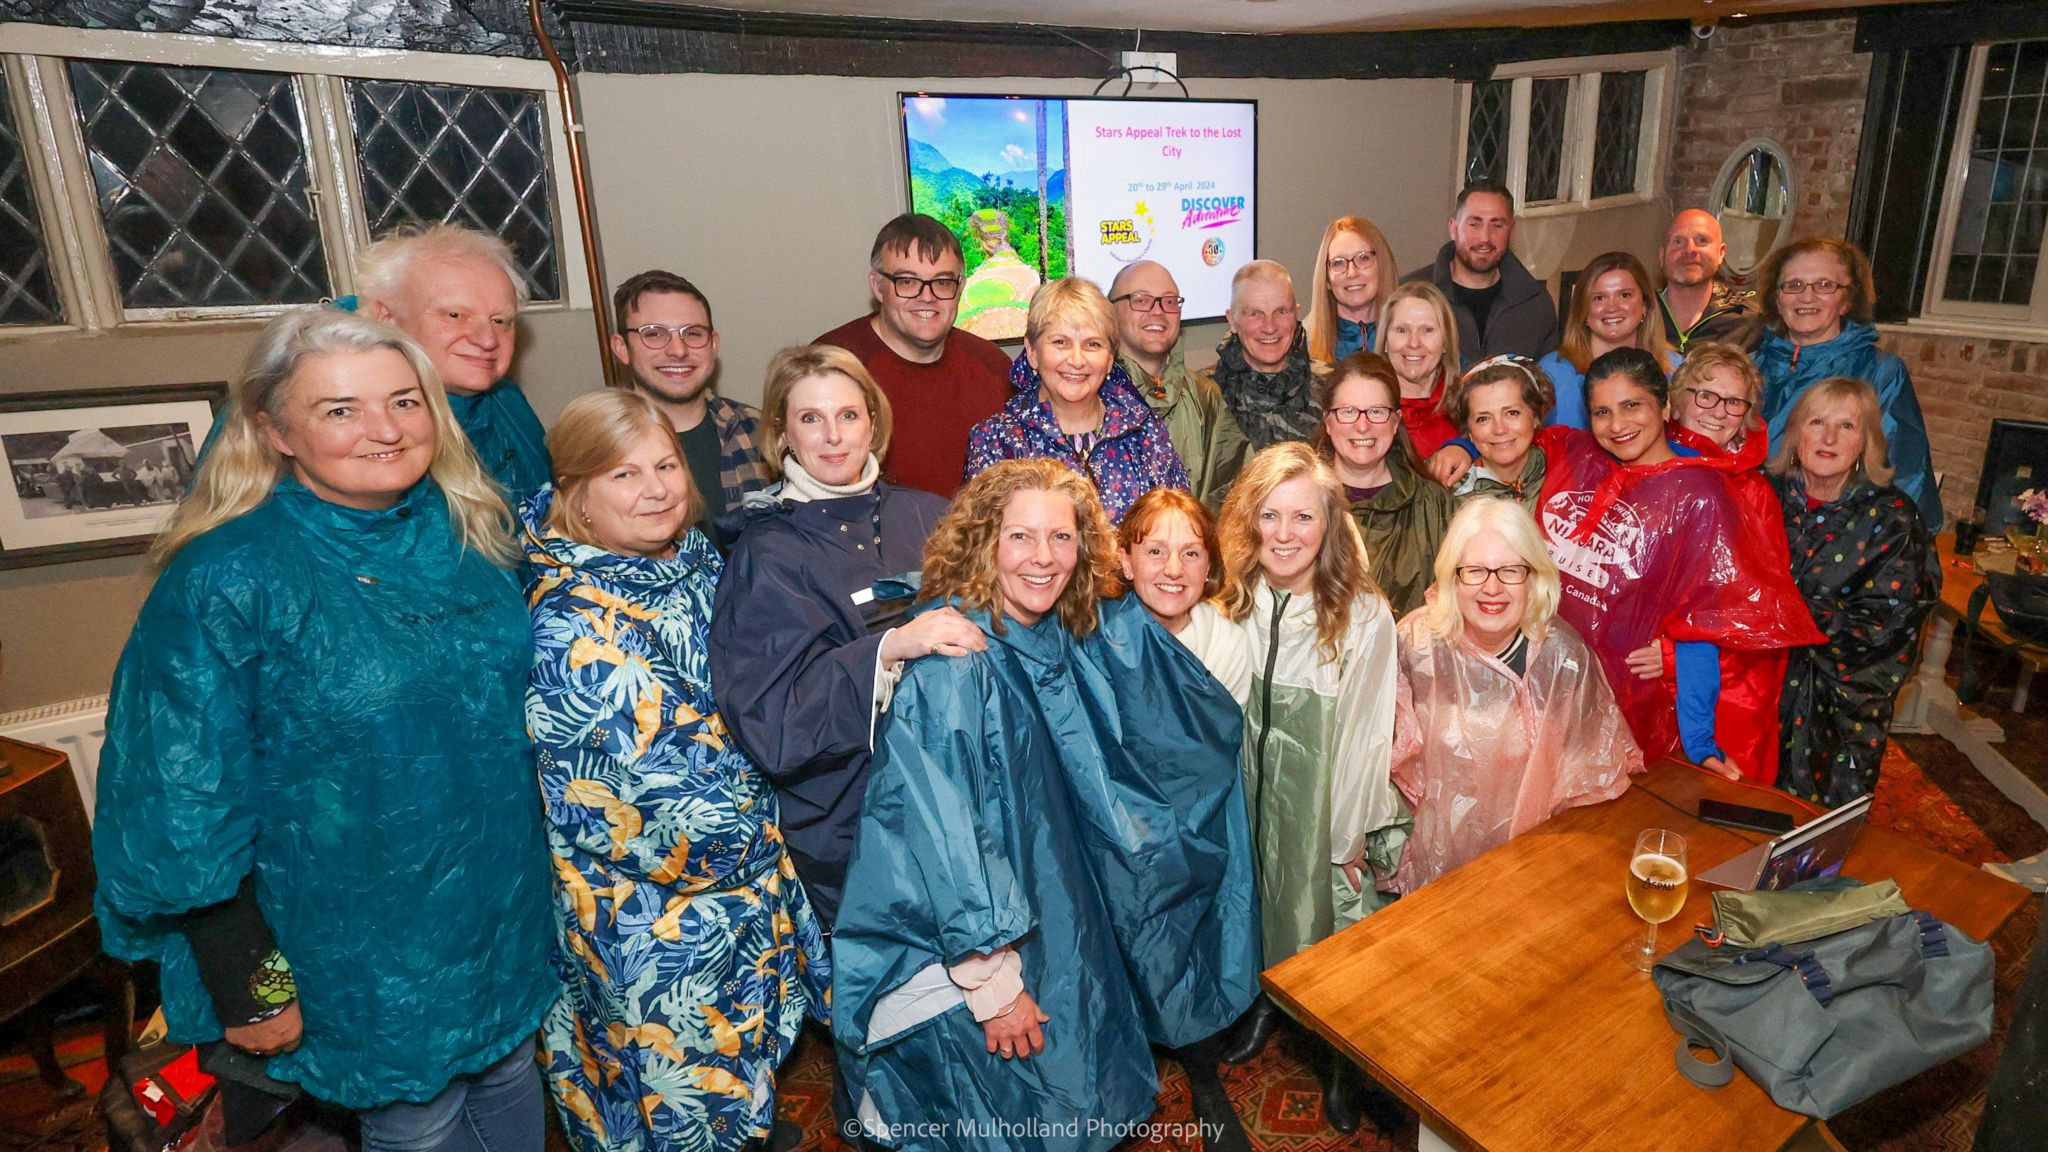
[1327,404,1397,425]
[879,272,962,300]
[1683,388,1754,417]
[1327,254,1375,274]
[631,323,714,350]
[1454,563,1533,586]
[1778,278,1845,298]
[1110,291,1185,314]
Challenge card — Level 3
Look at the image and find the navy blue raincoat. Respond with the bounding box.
[93,477,556,1108]
[707,481,949,926]
[832,597,1258,1151]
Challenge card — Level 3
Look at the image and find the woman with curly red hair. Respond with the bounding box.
[831,460,1258,1152]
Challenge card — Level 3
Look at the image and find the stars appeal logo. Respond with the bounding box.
[1098,200,1157,264]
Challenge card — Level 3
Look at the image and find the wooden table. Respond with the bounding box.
[1263,760,2031,1152]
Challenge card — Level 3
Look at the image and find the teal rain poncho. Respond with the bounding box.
[832,596,1258,1151]
[93,477,556,1108]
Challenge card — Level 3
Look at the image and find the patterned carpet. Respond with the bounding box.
[1,743,2039,1152]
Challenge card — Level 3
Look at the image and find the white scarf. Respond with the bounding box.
[778,453,880,503]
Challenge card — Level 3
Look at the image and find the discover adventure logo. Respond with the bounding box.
[1180,194,1245,230]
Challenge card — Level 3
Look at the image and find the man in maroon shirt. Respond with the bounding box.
[815,213,1013,496]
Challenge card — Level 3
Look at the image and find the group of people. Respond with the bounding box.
[90,176,1942,1152]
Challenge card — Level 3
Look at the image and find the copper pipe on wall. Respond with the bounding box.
[530,0,615,387]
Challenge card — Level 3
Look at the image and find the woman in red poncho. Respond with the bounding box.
[1644,343,1815,784]
[1535,347,1822,774]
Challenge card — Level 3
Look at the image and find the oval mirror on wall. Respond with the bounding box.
[1709,138,1795,279]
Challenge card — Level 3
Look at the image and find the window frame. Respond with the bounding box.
[0,24,590,339]
[1917,41,2048,335]
[1452,50,1675,219]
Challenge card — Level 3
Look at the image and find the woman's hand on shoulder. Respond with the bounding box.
[879,607,989,665]
[1425,445,1474,487]
[1625,642,1664,680]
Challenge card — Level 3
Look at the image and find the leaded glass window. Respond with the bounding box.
[1591,71,1647,200]
[0,75,64,325]
[348,80,560,301]
[1944,40,2048,307]
[1524,78,1572,203]
[67,61,330,310]
[1464,79,1510,185]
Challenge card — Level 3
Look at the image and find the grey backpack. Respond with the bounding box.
[1651,909,1994,1119]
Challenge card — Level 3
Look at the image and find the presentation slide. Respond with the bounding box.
[900,94,1256,341]
[1064,100,1257,326]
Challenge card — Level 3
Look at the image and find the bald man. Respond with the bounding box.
[1111,261,1248,507]
[1658,208,1759,352]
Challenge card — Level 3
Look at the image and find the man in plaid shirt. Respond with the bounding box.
[608,269,772,547]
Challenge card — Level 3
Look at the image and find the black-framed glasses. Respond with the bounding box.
[1778,278,1845,298]
[1327,253,1375,274]
[879,272,962,300]
[1454,563,1532,586]
[1683,388,1754,417]
[631,323,713,350]
[1110,291,1185,315]
[1326,404,1397,425]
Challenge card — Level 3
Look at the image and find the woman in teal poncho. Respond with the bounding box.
[832,459,1259,1152]
[92,308,556,1152]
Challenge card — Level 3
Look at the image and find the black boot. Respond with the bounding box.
[1319,1051,1361,1135]
[1354,1074,1412,1138]
[1178,1041,1253,1152]
[1219,997,1282,1065]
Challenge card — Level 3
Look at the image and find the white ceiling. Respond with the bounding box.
[664,0,1897,34]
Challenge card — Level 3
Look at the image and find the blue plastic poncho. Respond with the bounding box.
[93,477,556,1108]
[832,599,1257,1151]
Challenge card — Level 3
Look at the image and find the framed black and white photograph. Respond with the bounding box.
[0,384,227,570]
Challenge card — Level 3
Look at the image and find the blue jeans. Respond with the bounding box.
[357,1038,544,1152]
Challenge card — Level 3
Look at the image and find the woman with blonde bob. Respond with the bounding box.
[1391,498,1641,892]
[1305,216,1399,363]
[1212,443,1405,1135]
[965,276,1189,521]
[1540,251,1679,429]
[833,458,1260,1152]
[710,344,972,929]
[523,388,829,1152]
[1768,377,1938,806]
[96,307,557,1152]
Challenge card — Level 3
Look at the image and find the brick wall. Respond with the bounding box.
[1665,15,2048,527]
[1667,18,1869,238]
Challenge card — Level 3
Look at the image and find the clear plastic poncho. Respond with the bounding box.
[1391,609,1645,892]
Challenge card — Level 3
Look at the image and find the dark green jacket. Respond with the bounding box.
[1122,344,1250,509]
[1346,454,1453,619]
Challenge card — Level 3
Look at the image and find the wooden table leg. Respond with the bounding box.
[95,955,134,1072]
[2016,663,2036,713]
[22,1003,85,1097]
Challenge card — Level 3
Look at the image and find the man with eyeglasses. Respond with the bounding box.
[1111,261,1248,507]
[815,214,1012,497]
[1656,209,1757,353]
[1200,260,1322,450]
[1401,180,1558,366]
[609,269,769,543]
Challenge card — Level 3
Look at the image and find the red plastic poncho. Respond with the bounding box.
[1535,426,1823,762]
[1662,425,1822,784]
[1391,611,1643,892]
[1401,374,1461,460]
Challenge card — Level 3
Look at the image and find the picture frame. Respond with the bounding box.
[0,384,227,570]
[1973,418,2048,536]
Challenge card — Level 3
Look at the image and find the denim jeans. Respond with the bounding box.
[357,1038,544,1152]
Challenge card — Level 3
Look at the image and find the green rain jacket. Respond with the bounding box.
[1345,453,1454,619]
[1121,344,1250,509]
[93,478,555,1108]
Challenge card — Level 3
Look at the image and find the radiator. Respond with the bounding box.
[0,695,108,824]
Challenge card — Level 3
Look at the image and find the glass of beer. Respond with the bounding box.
[1625,829,1689,972]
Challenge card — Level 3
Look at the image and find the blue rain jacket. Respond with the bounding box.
[448,381,552,504]
[832,597,1257,1151]
[1754,322,1943,530]
[93,477,556,1108]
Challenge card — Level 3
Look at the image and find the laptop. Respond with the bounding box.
[1695,793,1874,891]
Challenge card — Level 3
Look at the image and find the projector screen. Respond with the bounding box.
[900,93,1258,342]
